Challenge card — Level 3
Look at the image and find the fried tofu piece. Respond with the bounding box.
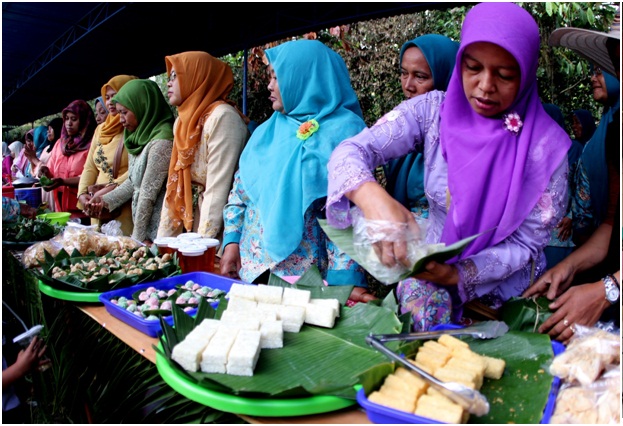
[438,334,470,350]
[368,390,417,413]
[415,393,467,423]
[433,366,477,389]
[481,355,506,379]
[415,347,451,372]
[445,356,485,388]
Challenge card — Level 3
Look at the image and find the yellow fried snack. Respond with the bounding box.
[423,340,453,354]
[481,355,506,379]
[445,357,485,388]
[368,389,417,412]
[438,334,470,350]
[434,365,477,389]
[415,348,450,372]
[394,367,429,391]
[415,393,466,424]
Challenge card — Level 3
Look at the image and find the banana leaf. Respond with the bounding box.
[32,245,181,293]
[267,265,353,306]
[318,218,486,280]
[465,331,555,424]
[500,296,553,333]
[155,297,402,398]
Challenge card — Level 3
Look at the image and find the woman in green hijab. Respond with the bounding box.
[89,79,174,243]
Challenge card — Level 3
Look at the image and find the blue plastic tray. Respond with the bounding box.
[357,326,564,424]
[99,272,244,337]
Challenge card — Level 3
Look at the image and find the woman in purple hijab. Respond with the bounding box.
[324,3,571,330]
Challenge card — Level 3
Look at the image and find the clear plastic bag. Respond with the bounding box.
[351,208,433,284]
[100,220,123,236]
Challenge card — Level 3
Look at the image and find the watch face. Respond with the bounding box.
[607,287,619,302]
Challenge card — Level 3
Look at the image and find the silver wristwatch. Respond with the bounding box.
[602,275,619,304]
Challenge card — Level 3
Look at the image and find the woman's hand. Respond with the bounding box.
[349,286,378,303]
[79,193,92,215]
[522,259,575,300]
[41,177,64,191]
[87,195,106,217]
[413,261,459,286]
[555,217,573,242]
[346,181,419,268]
[536,281,610,345]
[220,243,242,279]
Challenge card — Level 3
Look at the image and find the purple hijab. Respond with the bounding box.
[439,2,571,258]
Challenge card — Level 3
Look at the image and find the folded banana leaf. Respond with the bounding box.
[318,218,483,280]
[32,245,181,293]
[500,296,553,333]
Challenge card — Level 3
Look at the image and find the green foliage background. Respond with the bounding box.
[4,3,617,145]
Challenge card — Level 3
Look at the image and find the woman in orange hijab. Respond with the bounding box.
[77,74,137,235]
[157,51,249,240]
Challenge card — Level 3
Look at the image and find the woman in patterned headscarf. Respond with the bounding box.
[325,3,571,330]
[89,79,174,243]
[77,75,137,235]
[40,100,96,218]
[157,51,249,240]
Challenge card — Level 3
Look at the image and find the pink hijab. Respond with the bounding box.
[439,3,571,258]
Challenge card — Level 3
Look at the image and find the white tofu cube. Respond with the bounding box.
[255,284,283,304]
[200,325,239,373]
[227,329,261,376]
[310,298,340,317]
[304,302,337,328]
[228,283,257,301]
[281,287,311,307]
[260,320,283,349]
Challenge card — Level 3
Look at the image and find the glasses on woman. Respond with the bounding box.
[592,66,603,76]
[168,70,177,83]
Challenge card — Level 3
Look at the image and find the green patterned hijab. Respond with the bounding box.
[112,79,174,155]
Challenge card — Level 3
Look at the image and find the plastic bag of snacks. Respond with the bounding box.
[549,325,620,423]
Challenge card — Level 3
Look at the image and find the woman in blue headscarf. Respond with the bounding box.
[383,35,459,219]
[572,69,620,245]
[220,39,372,301]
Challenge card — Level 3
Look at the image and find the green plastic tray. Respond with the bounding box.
[38,280,101,303]
[155,343,356,417]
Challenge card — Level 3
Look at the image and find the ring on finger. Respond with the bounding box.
[563,318,569,327]
[569,324,576,333]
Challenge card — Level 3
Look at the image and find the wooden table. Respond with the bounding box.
[75,298,371,424]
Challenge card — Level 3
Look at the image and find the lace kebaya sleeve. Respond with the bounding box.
[325,91,444,229]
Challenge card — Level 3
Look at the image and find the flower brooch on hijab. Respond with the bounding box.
[296,119,320,140]
[503,112,523,135]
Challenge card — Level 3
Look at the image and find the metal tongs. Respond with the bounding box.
[366,321,509,416]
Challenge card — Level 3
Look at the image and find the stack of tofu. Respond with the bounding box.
[367,334,506,423]
[171,283,341,377]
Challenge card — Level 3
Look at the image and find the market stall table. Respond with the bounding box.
[75,301,371,424]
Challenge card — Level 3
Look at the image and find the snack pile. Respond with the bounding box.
[549,326,620,423]
[367,334,505,423]
[171,283,341,377]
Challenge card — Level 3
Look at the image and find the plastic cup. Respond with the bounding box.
[179,243,209,273]
[195,238,219,273]
[177,232,201,241]
[167,239,188,271]
[153,237,178,256]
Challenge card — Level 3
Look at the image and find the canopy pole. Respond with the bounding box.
[243,48,248,116]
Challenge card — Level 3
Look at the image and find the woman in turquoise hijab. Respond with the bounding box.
[572,69,620,244]
[89,79,174,243]
[383,34,459,219]
[221,39,372,301]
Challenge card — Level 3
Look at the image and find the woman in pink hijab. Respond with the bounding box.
[325,3,571,330]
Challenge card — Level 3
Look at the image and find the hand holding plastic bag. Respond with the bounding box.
[351,208,443,284]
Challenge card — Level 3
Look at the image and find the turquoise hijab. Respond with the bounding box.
[580,70,620,223]
[33,125,49,157]
[386,35,459,212]
[238,39,366,262]
[113,79,174,156]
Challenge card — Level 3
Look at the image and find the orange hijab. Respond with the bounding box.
[164,51,247,231]
[97,74,138,144]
